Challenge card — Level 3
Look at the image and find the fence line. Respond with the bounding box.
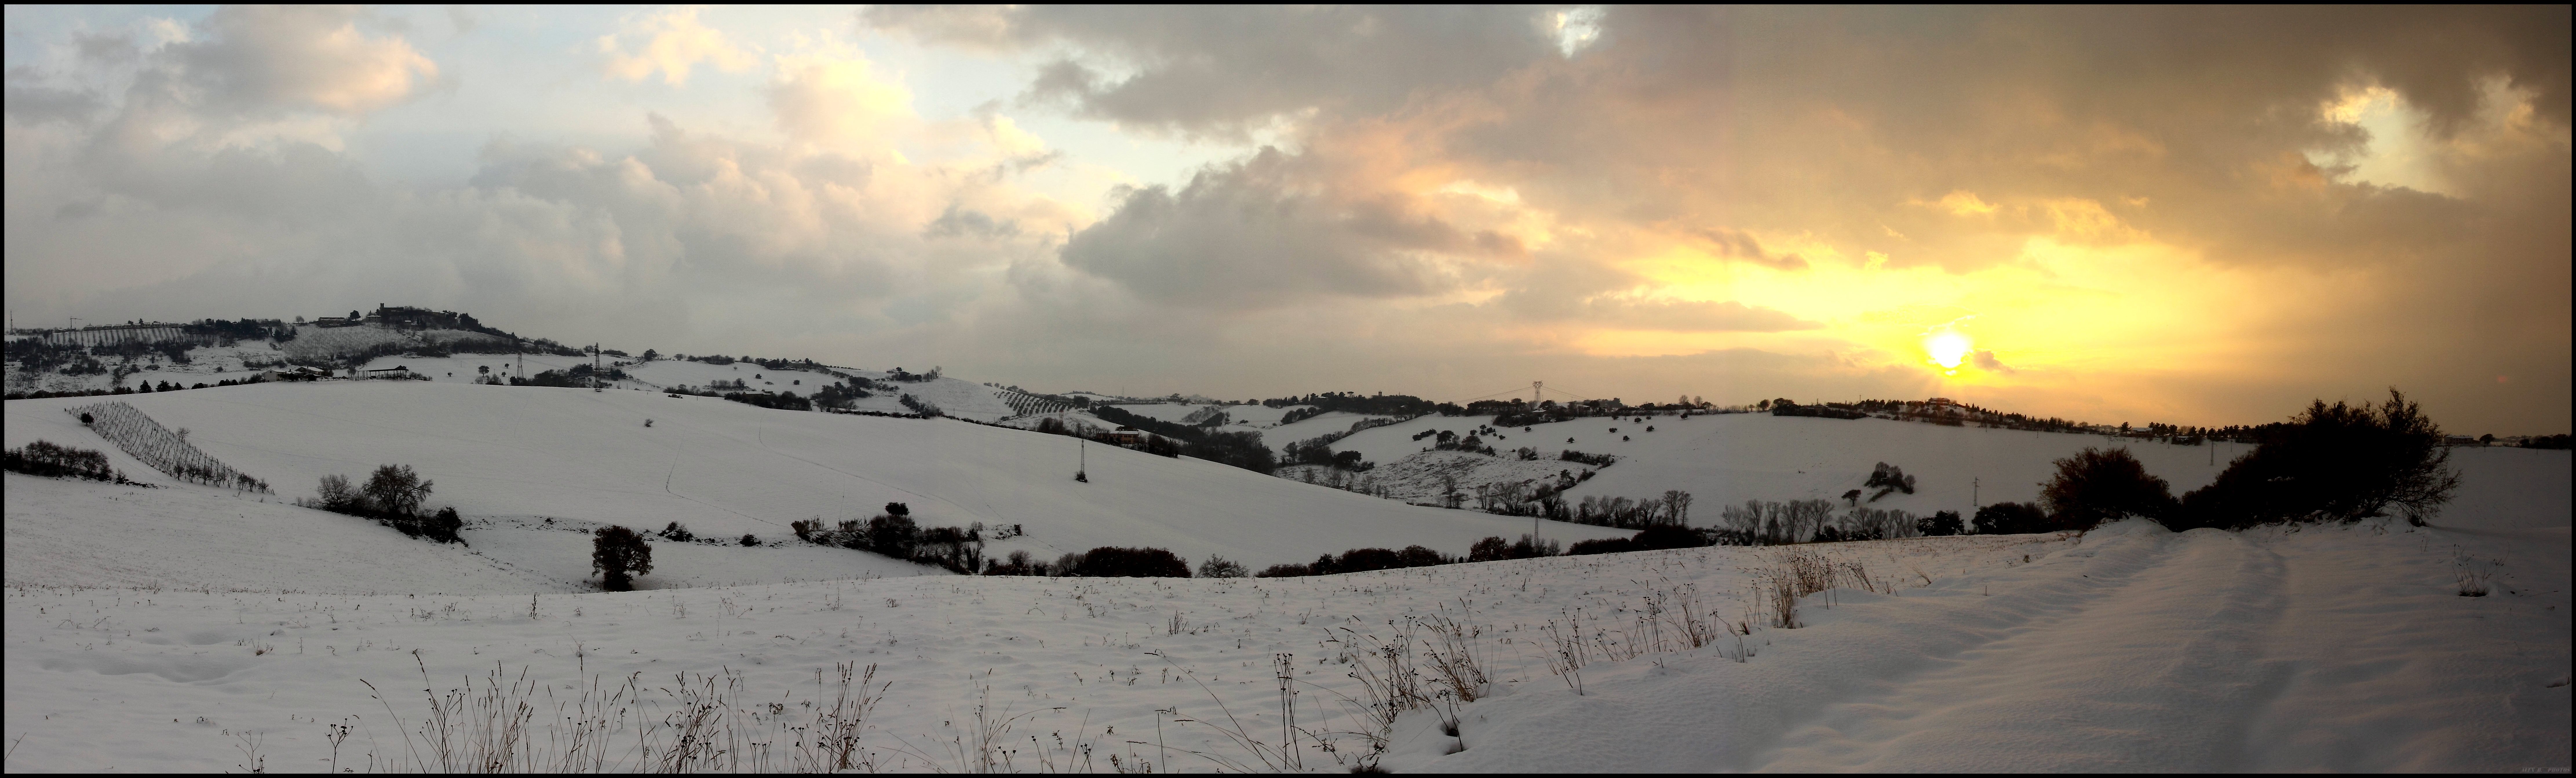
[66,401,270,492]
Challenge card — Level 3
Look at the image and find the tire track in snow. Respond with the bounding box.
[1752,529,2291,771]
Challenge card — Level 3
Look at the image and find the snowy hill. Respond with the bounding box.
[1308,411,2575,523]
[4,384,2565,772]
[3,382,1626,591]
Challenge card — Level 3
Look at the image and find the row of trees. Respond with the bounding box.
[2,439,124,482]
[1953,389,2464,534]
[790,503,987,573]
[70,402,269,492]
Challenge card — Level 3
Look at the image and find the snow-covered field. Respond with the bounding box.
[4,383,2566,772]
[4,509,2562,771]
[5,341,291,395]
[3,383,1623,580]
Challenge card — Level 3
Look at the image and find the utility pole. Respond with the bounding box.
[1973,477,1980,510]
[593,343,603,392]
[1533,381,1543,404]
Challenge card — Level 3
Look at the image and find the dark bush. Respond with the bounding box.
[1973,502,2050,535]
[1395,545,1449,567]
[1633,524,1703,550]
[2039,448,2175,529]
[426,507,465,543]
[658,521,696,542]
[1466,536,1512,562]
[1333,547,1405,573]
[740,533,760,547]
[1254,563,1312,578]
[2178,389,2461,528]
[1566,536,1635,556]
[865,514,919,558]
[1916,510,1965,536]
[592,526,654,591]
[1066,546,1190,578]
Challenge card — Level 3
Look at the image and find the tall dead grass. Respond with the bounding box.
[357,653,883,773]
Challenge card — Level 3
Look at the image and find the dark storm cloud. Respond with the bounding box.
[1058,147,1513,307]
[865,5,1560,138]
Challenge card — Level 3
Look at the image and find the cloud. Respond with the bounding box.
[766,49,914,151]
[598,6,755,86]
[169,5,437,115]
[1059,147,1517,307]
[6,7,2567,433]
[1573,297,1820,333]
[1689,227,1807,271]
[868,6,1560,138]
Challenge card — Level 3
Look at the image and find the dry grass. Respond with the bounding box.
[355,652,884,772]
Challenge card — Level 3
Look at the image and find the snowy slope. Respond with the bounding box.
[5,341,294,395]
[4,387,2564,772]
[1261,410,1408,451]
[3,383,1626,575]
[5,512,2561,772]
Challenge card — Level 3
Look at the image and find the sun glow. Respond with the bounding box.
[1925,330,1972,370]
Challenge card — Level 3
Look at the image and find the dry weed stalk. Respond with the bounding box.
[356,652,883,773]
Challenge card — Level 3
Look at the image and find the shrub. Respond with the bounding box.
[1066,546,1189,578]
[1254,563,1312,578]
[1633,524,1703,550]
[1198,556,1248,578]
[1567,525,1706,556]
[740,533,760,547]
[1566,536,1635,556]
[988,550,1047,576]
[3,440,116,481]
[1395,545,1449,567]
[2179,389,2461,528]
[426,507,464,543]
[1916,510,1965,536]
[592,526,654,591]
[316,474,367,512]
[865,514,918,558]
[1333,547,1405,573]
[2040,448,2175,529]
[1973,502,2050,535]
[658,521,697,542]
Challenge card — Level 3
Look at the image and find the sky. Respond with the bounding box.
[4,6,2568,433]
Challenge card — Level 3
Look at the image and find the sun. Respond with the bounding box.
[1925,331,1972,371]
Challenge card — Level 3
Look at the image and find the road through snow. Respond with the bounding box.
[1756,528,2291,771]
